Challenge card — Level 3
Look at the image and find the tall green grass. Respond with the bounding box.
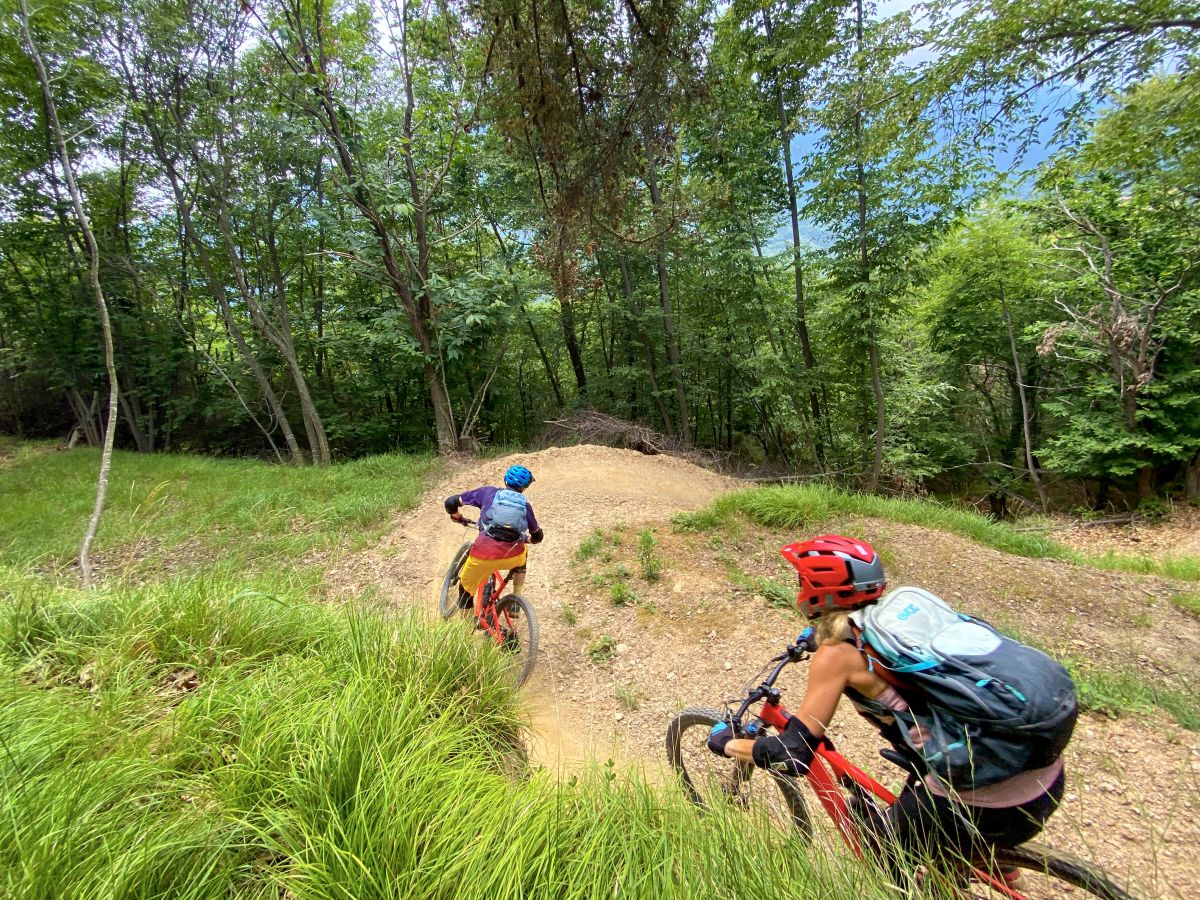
[674,485,1200,582]
[0,573,889,898]
[0,448,436,578]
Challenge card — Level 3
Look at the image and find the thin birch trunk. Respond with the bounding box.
[20,0,118,588]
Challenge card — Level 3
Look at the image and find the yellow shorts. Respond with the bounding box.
[459,548,527,596]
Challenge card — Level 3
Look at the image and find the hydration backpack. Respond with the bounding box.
[481,489,529,543]
[851,587,1078,789]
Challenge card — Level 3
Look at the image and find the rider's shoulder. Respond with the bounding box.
[811,640,867,672]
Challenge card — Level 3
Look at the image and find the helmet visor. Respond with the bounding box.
[845,554,884,592]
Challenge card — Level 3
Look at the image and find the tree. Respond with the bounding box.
[801,2,968,488]
[17,0,120,585]
[1031,78,1200,498]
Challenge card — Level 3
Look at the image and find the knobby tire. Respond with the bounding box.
[438,541,472,619]
[983,843,1135,900]
[494,593,538,688]
[664,706,811,836]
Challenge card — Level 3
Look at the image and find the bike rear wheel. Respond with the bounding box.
[664,707,811,836]
[492,593,539,688]
[966,843,1134,900]
[438,541,473,620]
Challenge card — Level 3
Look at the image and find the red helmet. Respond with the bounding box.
[780,535,887,619]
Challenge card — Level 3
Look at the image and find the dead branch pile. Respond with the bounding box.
[540,412,675,456]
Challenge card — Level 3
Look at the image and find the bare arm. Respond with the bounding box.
[723,643,861,761]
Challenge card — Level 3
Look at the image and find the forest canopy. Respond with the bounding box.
[1,0,1197,508]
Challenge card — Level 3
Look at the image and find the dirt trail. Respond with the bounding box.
[326,444,740,770]
[328,445,1200,899]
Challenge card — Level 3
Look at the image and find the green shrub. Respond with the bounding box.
[586,635,617,664]
[637,529,664,582]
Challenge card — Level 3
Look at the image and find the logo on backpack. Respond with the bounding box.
[481,489,529,543]
[852,587,1078,789]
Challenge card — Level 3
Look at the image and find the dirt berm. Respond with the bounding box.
[328,444,1200,900]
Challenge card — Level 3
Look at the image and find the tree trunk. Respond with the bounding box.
[67,388,101,447]
[119,388,152,454]
[854,0,885,492]
[487,219,564,410]
[21,0,119,589]
[645,149,690,444]
[526,314,565,410]
[260,202,331,464]
[559,294,589,403]
[162,164,305,463]
[1001,288,1048,512]
[1185,455,1200,500]
[761,4,824,465]
[619,253,674,435]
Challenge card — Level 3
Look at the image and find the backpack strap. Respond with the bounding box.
[849,623,911,695]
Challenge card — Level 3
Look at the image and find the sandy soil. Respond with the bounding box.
[1055,506,1200,561]
[327,445,1200,900]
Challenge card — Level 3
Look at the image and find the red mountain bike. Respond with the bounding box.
[438,519,538,688]
[665,630,1134,899]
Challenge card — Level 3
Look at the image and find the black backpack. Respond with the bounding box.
[854,587,1078,789]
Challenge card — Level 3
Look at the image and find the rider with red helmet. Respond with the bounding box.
[708,535,1066,873]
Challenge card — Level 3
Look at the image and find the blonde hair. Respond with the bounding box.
[815,610,855,646]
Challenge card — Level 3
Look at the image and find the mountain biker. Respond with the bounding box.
[707,534,1066,874]
[444,465,544,609]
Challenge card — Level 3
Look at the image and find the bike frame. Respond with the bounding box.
[473,569,515,645]
[725,633,1030,899]
[454,517,524,647]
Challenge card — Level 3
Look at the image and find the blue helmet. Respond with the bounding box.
[504,465,534,489]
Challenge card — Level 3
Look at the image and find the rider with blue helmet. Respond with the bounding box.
[445,464,543,607]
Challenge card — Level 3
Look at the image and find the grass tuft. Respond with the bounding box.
[1170,592,1200,617]
[609,582,637,607]
[686,485,1200,582]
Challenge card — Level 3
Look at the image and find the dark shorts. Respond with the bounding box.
[878,767,1066,867]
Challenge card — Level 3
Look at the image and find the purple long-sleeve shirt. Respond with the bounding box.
[458,485,539,559]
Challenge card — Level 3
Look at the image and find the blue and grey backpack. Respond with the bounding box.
[480,489,529,543]
[851,587,1078,789]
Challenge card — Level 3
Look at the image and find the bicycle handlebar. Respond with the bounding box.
[451,515,532,544]
[727,627,818,723]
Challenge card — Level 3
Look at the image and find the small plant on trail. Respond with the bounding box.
[576,528,623,563]
[586,635,616,664]
[560,605,578,626]
[637,530,663,582]
[576,530,605,561]
[609,582,636,607]
[615,684,641,711]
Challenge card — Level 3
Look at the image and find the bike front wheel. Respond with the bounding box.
[967,843,1135,900]
[664,707,811,837]
[438,541,473,620]
[493,593,539,688]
